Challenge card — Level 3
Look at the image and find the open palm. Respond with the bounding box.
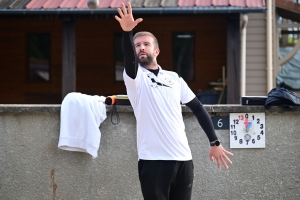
[115,2,143,32]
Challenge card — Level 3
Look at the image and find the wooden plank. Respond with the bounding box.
[246,56,266,63]
[246,70,266,77]
[246,77,267,84]
[246,41,266,48]
[247,49,266,56]
[246,91,268,96]
[247,20,266,27]
[247,35,266,42]
[247,28,266,34]
[247,13,266,20]
[246,63,267,70]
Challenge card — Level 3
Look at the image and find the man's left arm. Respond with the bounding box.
[185,97,234,169]
[185,97,217,142]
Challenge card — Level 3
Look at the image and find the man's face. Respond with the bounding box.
[134,35,159,66]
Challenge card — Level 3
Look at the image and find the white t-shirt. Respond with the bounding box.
[123,65,196,161]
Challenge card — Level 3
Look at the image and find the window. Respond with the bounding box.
[28,33,50,82]
[173,33,195,81]
[278,18,299,48]
[114,33,124,81]
[277,17,300,90]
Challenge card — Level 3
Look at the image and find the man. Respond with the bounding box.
[115,3,233,200]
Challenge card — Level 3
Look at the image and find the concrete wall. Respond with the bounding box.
[0,105,299,200]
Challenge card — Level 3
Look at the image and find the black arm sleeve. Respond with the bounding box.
[185,97,218,142]
[122,31,138,79]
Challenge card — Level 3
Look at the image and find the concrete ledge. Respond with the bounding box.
[1,104,299,113]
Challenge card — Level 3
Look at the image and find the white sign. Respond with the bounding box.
[229,113,265,148]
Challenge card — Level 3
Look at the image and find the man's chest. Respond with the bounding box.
[141,73,181,101]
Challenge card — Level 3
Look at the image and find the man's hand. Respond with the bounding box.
[209,145,234,170]
[115,2,143,32]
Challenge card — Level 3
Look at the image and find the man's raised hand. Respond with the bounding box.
[115,2,143,32]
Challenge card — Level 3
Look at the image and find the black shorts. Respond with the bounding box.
[138,159,194,200]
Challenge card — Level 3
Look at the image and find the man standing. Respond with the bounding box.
[115,3,233,200]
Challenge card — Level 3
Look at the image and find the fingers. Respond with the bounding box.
[223,149,233,156]
[216,159,221,169]
[121,3,128,16]
[135,18,143,25]
[224,154,233,165]
[213,156,230,170]
[219,150,233,169]
[114,15,121,22]
[221,158,229,169]
[127,2,132,15]
[221,146,234,156]
[116,3,129,19]
[117,7,124,18]
[209,146,233,170]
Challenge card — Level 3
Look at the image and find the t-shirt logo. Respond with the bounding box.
[165,77,175,85]
[147,76,171,88]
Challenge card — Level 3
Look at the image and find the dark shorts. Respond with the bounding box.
[138,159,194,200]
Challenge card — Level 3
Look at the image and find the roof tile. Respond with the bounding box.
[130,0,145,7]
[77,0,88,8]
[26,0,45,8]
[0,0,15,8]
[9,0,31,9]
[144,0,161,7]
[43,0,61,8]
[110,0,128,8]
[247,0,265,8]
[161,0,177,7]
[195,0,211,6]
[60,0,81,8]
[3,0,266,9]
[178,0,194,7]
[98,0,113,8]
[212,0,229,6]
[229,0,245,7]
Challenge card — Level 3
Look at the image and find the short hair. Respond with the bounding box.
[133,31,159,49]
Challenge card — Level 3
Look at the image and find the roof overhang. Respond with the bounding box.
[0,7,266,16]
[276,0,300,22]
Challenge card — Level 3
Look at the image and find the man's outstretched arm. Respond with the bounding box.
[185,97,218,142]
[122,31,138,79]
[115,2,143,79]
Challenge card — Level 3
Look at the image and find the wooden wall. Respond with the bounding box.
[0,15,227,104]
[246,13,267,96]
[0,18,62,104]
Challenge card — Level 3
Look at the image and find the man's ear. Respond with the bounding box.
[154,48,160,57]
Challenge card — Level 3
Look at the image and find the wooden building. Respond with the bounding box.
[0,0,267,104]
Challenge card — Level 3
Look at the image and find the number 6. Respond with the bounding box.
[217,119,223,127]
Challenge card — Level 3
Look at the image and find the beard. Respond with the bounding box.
[138,53,154,67]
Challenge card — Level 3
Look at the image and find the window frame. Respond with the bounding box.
[114,32,125,81]
[27,32,51,83]
[172,32,195,81]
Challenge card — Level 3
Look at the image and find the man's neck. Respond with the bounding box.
[148,68,159,76]
[141,63,158,70]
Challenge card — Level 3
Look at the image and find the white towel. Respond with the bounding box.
[58,92,107,158]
